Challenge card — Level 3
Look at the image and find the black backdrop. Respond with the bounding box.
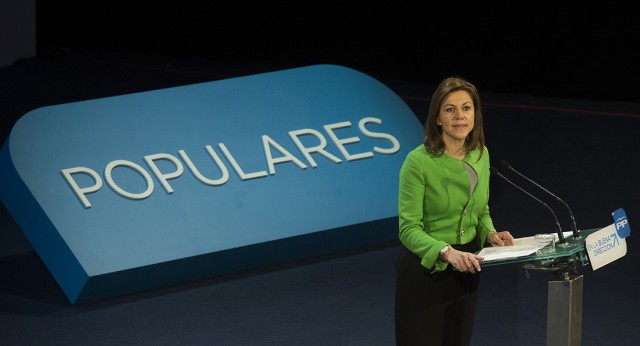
[35,2,639,103]
[2,3,640,344]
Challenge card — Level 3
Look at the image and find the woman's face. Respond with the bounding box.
[437,90,475,142]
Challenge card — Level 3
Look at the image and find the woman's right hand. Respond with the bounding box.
[443,248,484,273]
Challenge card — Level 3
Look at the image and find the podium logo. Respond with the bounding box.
[612,208,630,238]
[585,232,620,256]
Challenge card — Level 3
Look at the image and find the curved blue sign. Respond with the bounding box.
[0,64,423,303]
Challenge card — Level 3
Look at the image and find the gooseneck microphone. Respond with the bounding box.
[499,160,580,239]
[490,167,566,244]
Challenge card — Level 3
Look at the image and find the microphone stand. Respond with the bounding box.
[491,167,567,244]
[500,160,580,239]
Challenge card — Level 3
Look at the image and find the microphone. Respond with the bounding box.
[499,160,580,239]
[490,167,566,244]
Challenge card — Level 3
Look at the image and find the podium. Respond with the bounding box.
[481,229,597,346]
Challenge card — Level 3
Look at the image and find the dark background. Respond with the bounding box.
[1,2,639,345]
[35,2,639,103]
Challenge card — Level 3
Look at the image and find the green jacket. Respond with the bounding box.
[398,144,496,272]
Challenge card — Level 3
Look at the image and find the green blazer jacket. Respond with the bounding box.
[398,144,496,272]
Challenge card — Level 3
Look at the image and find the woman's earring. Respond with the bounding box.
[436,122,441,126]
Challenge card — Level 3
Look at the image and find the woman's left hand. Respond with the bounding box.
[487,231,515,246]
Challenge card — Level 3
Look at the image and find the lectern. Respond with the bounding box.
[481,228,601,346]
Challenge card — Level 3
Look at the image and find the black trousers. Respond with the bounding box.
[395,242,481,346]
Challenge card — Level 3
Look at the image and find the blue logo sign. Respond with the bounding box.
[612,208,630,238]
[0,64,423,303]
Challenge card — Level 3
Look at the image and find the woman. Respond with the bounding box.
[395,76,514,345]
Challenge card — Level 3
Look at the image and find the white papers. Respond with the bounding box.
[477,231,575,261]
[476,245,538,261]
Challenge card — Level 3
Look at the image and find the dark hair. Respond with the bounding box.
[423,76,485,160]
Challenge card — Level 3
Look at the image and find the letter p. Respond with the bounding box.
[61,167,103,208]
